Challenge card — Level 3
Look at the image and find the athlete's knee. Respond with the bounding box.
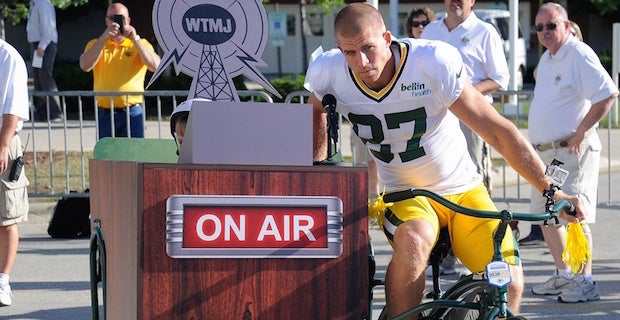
[392,220,436,256]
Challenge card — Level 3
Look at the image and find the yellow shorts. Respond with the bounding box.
[382,183,520,272]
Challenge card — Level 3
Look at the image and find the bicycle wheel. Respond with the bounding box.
[427,277,494,320]
[377,306,432,320]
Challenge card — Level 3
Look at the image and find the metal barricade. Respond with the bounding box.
[24,89,617,206]
[24,90,270,198]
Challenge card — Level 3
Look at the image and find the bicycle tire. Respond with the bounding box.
[427,277,494,320]
[376,279,489,320]
[377,306,432,320]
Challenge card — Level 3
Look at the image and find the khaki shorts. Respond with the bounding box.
[530,133,600,224]
[0,134,29,226]
[382,183,520,272]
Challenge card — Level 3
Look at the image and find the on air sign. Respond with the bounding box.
[166,195,343,258]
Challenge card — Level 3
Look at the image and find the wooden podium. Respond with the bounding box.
[89,159,369,319]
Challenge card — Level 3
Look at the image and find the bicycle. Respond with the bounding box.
[370,186,575,320]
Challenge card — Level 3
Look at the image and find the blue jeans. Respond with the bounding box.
[97,105,145,139]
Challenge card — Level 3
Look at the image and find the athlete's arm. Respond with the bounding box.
[308,93,328,161]
[449,82,584,222]
[472,78,501,96]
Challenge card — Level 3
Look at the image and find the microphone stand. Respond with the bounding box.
[325,105,340,164]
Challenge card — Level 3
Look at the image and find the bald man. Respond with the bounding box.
[79,2,160,139]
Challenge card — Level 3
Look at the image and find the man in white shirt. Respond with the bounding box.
[0,38,31,307]
[26,0,63,122]
[422,0,510,194]
[529,2,618,303]
[422,0,509,276]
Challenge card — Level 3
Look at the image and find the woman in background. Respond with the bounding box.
[405,6,436,38]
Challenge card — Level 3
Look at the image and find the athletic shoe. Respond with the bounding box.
[532,274,572,295]
[0,283,12,306]
[558,276,600,303]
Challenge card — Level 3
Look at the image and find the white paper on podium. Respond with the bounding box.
[178,100,314,166]
[32,52,43,68]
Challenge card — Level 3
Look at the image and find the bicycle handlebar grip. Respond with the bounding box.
[565,202,577,216]
[555,200,576,216]
[383,189,414,203]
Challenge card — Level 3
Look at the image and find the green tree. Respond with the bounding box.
[588,0,619,16]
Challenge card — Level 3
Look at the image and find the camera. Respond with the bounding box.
[545,159,569,187]
[112,14,125,35]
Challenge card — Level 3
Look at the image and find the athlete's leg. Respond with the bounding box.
[386,218,436,319]
[382,196,441,319]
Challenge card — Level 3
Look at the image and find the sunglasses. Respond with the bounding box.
[411,20,430,28]
[535,21,563,32]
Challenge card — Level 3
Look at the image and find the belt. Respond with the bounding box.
[532,127,596,152]
[533,140,568,152]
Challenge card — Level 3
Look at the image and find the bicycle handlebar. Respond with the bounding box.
[382,188,575,222]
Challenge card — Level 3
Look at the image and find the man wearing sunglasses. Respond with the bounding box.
[529,2,618,303]
[420,0,509,277]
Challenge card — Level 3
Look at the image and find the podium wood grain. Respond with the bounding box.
[89,160,369,320]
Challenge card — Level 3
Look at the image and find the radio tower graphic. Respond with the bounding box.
[196,45,234,101]
[149,0,280,102]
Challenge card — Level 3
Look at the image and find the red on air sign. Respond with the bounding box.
[182,206,328,248]
[166,195,343,258]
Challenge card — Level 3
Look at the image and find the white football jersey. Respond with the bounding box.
[305,38,481,194]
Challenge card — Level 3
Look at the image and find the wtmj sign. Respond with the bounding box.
[149,0,280,101]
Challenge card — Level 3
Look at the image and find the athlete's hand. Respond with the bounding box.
[555,190,584,223]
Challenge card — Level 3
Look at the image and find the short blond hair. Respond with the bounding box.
[334,3,385,42]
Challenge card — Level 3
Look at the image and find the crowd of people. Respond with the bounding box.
[1,1,617,317]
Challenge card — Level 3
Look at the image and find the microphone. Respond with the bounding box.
[321,94,339,163]
[322,94,337,110]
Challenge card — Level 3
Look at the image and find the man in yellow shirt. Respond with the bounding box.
[79,2,160,138]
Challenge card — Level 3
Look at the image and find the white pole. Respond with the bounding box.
[508,0,518,91]
[612,23,619,127]
[390,0,399,37]
[607,23,618,205]
[367,0,378,9]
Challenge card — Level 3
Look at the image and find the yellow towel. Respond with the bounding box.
[562,222,591,274]
[368,192,391,229]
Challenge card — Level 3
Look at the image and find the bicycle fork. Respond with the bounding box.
[487,212,515,318]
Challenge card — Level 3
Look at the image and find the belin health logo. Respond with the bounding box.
[183,4,236,45]
[401,81,432,97]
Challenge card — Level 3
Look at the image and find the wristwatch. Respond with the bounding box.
[133,34,141,41]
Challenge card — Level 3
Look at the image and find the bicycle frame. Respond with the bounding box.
[378,188,574,320]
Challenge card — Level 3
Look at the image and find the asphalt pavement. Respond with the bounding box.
[1,121,619,320]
